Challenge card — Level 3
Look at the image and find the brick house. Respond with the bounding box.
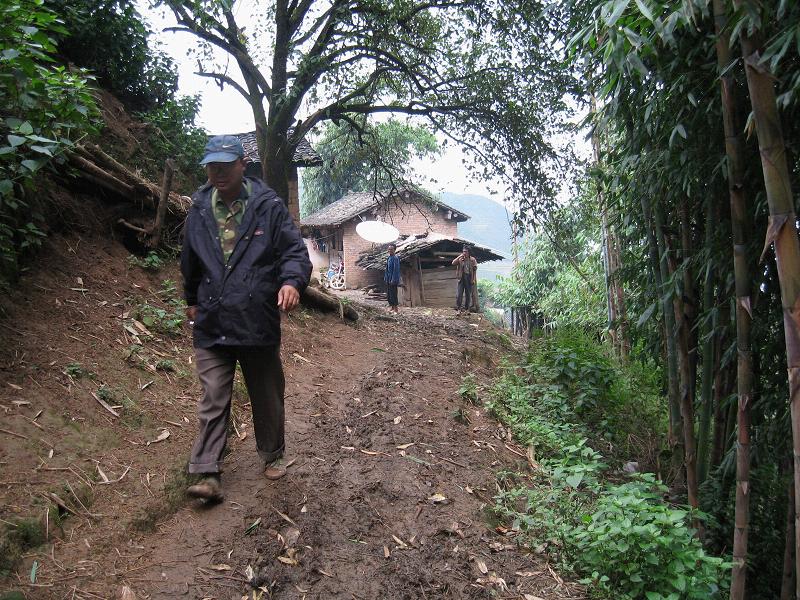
[300,189,469,289]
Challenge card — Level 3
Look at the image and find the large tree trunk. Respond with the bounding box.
[733,2,800,593]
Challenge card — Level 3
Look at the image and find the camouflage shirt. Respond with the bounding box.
[211,182,251,263]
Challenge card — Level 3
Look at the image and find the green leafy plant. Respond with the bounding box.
[137,96,206,186]
[64,362,93,379]
[570,476,728,600]
[48,0,177,113]
[155,359,175,372]
[458,373,479,404]
[96,384,114,402]
[128,251,165,271]
[0,0,99,283]
[132,302,184,336]
[489,330,725,599]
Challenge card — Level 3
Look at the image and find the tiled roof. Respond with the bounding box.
[356,232,503,270]
[230,129,323,167]
[300,189,470,228]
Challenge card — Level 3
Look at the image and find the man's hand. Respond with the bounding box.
[186,305,198,323]
[277,285,300,312]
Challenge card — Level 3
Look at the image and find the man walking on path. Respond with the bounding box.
[452,246,477,312]
[181,135,312,501]
[384,242,400,314]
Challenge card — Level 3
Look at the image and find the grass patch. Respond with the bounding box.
[97,385,148,430]
[129,461,193,533]
[0,518,46,577]
[64,362,95,380]
[486,328,728,599]
[483,328,513,350]
[458,373,479,405]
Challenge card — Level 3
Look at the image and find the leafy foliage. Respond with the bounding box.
[0,0,99,283]
[495,206,606,332]
[161,0,572,211]
[128,251,166,271]
[489,330,725,599]
[136,95,207,186]
[48,0,178,112]
[301,119,439,216]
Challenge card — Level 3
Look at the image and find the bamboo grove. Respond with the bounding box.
[559,0,800,597]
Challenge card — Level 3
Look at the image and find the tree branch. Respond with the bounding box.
[195,69,251,101]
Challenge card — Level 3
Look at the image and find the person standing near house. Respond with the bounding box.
[181,135,312,502]
[452,245,478,312]
[384,243,401,313]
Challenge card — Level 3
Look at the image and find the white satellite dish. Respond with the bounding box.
[356,220,399,244]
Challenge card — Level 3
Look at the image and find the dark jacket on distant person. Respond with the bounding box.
[181,177,312,348]
[384,254,401,285]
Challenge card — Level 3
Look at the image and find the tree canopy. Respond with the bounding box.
[159,0,571,218]
[300,118,439,216]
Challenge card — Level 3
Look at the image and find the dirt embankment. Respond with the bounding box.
[0,234,580,600]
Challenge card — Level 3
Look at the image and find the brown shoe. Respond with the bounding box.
[264,458,295,480]
[186,476,224,501]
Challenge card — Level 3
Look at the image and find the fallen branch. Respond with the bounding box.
[0,427,28,440]
[301,285,359,321]
[96,465,131,484]
[90,391,120,418]
[147,158,175,249]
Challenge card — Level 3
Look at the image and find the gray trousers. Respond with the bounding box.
[456,274,473,309]
[189,345,285,474]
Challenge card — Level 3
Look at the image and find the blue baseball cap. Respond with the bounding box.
[199,135,245,165]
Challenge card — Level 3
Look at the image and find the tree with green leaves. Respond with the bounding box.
[49,0,178,112]
[0,0,99,283]
[560,0,800,595]
[300,118,438,216]
[159,0,569,220]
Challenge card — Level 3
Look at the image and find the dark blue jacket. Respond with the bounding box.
[384,254,400,285]
[181,177,312,348]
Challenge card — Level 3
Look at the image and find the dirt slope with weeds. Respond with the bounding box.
[0,234,580,599]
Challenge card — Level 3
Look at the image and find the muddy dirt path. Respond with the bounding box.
[130,311,571,599]
[0,236,578,600]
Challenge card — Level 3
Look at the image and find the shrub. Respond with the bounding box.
[48,0,178,113]
[489,329,727,599]
[570,476,728,599]
[128,251,165,271]
[0,0,99,284]
[137,96,207,187]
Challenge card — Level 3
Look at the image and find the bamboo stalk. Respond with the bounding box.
[781,473,795,600]
[643,195,684,468]
[732,2,800,593]
[697,197,717,484]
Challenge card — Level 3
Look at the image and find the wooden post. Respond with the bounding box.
[417,254,426,306]
[146,159,175,249]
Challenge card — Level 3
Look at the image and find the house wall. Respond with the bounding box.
[342,200,459,289]
[420,266,461,308]
[304,226,344,284]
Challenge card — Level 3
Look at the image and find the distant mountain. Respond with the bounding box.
[440,192,513,256]
[440,192,514,282]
